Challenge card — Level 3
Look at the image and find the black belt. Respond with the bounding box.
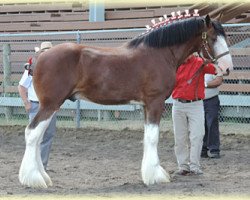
[175,98,202,103]
[204,95,218,101]
[30,100,39,103]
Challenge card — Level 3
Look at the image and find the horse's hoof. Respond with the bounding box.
[42,171,53,186]
[154,166,171,184]
[19,169,48,188]
[142,165,171,185]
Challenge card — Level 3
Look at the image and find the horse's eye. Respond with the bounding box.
[211,37,217,42]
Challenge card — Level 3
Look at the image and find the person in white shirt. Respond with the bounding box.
[202,74,223,158]
[18,41,56,169]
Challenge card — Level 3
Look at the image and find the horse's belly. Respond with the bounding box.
[129,100,144,105]
[73,92,140,105]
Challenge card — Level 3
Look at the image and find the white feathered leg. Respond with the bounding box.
[36,143,52,187]
[36,114,54,187]
[141,124,170,185]
[19,117,52,188]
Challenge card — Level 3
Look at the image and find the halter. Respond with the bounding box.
[200,32,230,64]
[187,31,230,99]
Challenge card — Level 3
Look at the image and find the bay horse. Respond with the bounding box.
[19,15,233,188]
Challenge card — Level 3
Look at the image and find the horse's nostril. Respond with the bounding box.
[225,68,230,76]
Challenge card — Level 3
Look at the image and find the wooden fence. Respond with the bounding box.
[0,3,191,32]
[0,28,250,123]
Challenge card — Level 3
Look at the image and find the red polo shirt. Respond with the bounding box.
[172,56,216,100]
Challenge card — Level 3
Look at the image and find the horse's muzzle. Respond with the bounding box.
[223,68,230,76]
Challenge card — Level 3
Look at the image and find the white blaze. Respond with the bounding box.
[214,35,233,72]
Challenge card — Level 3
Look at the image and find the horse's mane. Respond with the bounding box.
[212,20,226,37]
[128,16,224,48]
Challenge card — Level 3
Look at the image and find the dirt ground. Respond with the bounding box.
[0,125,249,197]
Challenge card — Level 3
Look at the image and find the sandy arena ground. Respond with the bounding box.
[0,125,249,198]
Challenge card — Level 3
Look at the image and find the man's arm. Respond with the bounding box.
[204,62,224,77]
[18,85,31,112]
[206,76,223,88]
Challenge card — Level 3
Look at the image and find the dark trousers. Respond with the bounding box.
[203,95,220,152]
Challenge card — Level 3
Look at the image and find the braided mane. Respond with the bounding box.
[128,17,205,48]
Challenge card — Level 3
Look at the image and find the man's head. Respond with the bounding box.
[34,41,53,53]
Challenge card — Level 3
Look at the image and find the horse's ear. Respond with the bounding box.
[217,12,223,22]
[205,15,211,28]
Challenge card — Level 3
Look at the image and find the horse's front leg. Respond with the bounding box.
[141,101,170,185]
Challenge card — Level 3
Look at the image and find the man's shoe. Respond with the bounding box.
[208,150,220,159]
[201,150,208,158]
[190,168,203,175]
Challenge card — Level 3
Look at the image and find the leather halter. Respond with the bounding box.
[200,32,230,64]
[187,31,230,99]
[187,31,229,84]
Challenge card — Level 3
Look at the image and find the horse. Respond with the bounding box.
[19,15,233,188]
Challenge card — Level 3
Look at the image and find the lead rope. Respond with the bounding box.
[187,32,209,85]
[186,25,231,99]
[187,58,209,84]
[187,50,230,100]
[187,58,207,100]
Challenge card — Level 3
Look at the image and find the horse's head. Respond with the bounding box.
[201,15,233,74]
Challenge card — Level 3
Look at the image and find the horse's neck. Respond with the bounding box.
[165,37,202,68]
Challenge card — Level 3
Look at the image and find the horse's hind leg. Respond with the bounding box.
[35,143,53,187]
[35,114,55,187]
[19,109,55,188]
[141,100,170,185]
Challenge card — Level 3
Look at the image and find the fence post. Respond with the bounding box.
[89,0,104,22]
[75,31,81,129]
[3,43,12,120]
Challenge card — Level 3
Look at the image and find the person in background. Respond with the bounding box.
[201,74,223,158]
[18,41,56,170]
[172,53,222,176]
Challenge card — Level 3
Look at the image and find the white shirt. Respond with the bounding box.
[204,74,220,99]
[19,70,39,102]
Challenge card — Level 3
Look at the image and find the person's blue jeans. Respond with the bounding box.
[29,102,56,169]
[203,95,220,152]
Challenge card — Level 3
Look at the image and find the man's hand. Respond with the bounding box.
[24,62,30,70]
[24,100,31,112]
[215,65,223,77]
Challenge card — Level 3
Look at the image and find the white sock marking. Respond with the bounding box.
[141,124,170,185]
[19,115,53,188]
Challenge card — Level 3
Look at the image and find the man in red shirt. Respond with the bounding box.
[172,53,222,176]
